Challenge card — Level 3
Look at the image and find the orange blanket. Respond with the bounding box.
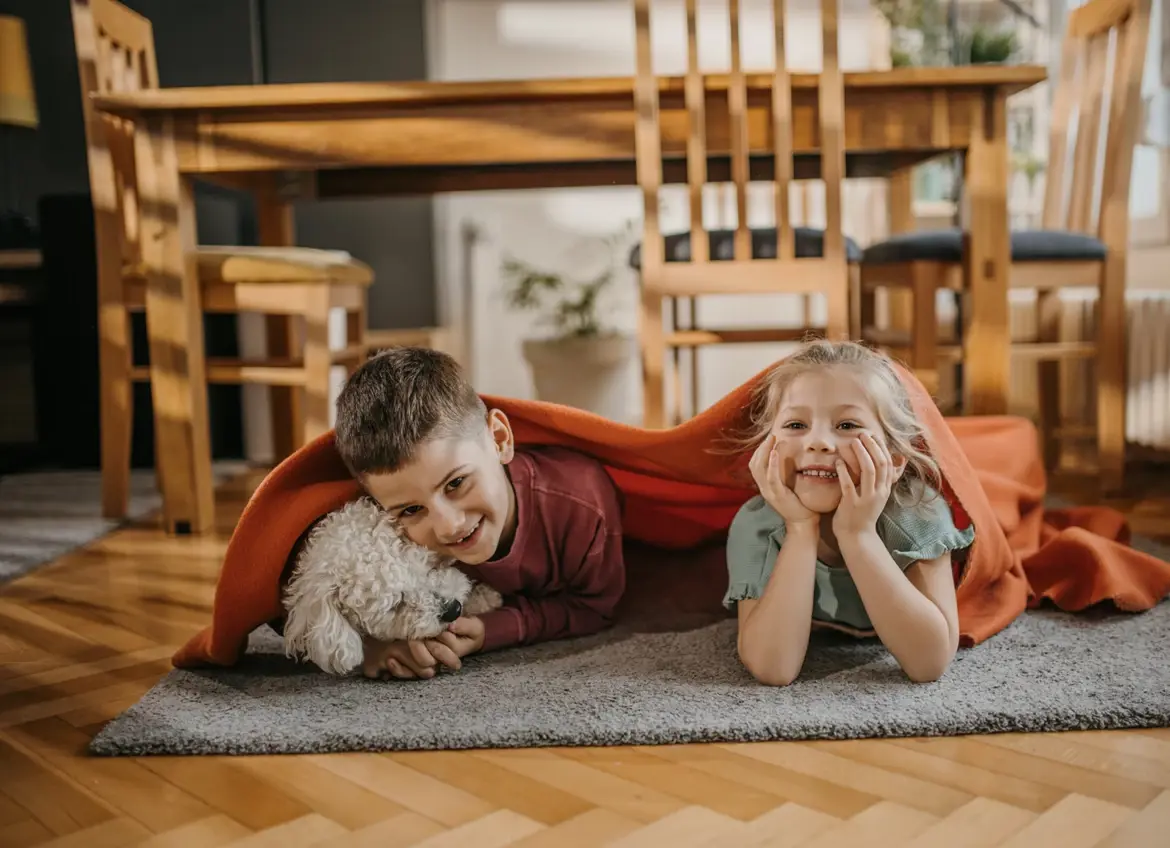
[173,361,1170,668]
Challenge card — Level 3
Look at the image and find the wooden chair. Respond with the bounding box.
[71,0,373,522]
[630,0,858,428]
[858,0,1152,490]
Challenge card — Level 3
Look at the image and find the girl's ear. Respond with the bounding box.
[890,450,908,482]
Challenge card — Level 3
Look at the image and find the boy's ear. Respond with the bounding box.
[486,408,515,463]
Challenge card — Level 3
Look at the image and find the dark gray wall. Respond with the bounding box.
[0,0,434,328]
[0,0,260,234]
[132,0,263,87]
[130,0,263,247]
[262,0,426,83]
[0,0,89,217]
[262,0,435,330]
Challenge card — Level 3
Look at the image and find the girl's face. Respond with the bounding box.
[769,369,905,514]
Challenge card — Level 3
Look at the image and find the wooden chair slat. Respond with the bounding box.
[1068,0,1136,37]
[631,0,853,427]
[684,0,708,263]
[1067,32,1109,234]
[771,0,794,261]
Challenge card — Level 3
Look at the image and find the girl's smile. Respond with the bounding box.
[770,369,901,514]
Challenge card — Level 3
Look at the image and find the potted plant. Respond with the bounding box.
[1012,151,1045,192]
[500,224,637,420]
[963,24,1018,64]
[873,0,949,68]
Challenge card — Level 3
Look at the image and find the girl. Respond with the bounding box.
[725,339,974,685]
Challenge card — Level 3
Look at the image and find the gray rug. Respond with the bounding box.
[90,533,1170,756]
[0,464,244,584]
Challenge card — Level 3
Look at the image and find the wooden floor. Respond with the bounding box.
[1,466,1169,847]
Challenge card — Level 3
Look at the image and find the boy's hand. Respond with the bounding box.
[362,637,453,680]
[434,616,486,659]
[361,618,485,680]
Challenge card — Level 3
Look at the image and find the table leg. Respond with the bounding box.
[641,290,666,429]
[135,116,215,535]
[303,284,333,443]
[887,168,915,236]
[961,90,1011,415]
[256,187,303,462]
[884,167,915,337]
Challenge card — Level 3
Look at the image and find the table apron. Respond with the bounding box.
[168,86,985,183]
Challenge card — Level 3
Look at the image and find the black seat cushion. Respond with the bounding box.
[861,227,1108,265]
[628,226,863,270]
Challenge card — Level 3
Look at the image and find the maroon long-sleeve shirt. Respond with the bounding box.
[460,445,626,653]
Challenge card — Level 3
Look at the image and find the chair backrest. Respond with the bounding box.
[70,0,160,276]
[1042,0,1152,242]
[632,0,848,296]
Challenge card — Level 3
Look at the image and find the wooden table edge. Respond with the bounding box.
[91,65,1048,118]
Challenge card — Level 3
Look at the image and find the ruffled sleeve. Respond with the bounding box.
[722,496,787,609]
[879,483,976,570]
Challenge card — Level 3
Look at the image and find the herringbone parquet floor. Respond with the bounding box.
[1,467,1168,847]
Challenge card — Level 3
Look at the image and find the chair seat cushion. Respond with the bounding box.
[861,227,1107,265]
[629,226,863,269]
[126,246,374,285]
[195,246,374,285]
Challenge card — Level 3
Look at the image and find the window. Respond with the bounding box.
[1008,106,1036,155]
[1053,0,1168,245]
[1130,0,1169,245]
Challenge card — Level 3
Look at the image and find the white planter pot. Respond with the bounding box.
[521,334,636,421]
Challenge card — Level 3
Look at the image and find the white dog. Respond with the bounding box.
[281,497,503,675]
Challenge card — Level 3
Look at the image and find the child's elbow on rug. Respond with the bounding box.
[746,663,801,688]
[883,615,959,683]
[895,645,956,684]
[736,637,804,687]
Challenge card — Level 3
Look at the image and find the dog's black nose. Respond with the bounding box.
[439,599,462,623]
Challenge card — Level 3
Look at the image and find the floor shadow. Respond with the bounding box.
[613,538,734,633]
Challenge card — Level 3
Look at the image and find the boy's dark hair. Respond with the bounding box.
[335,347,487,476]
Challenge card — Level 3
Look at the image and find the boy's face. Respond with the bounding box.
[362,409,517,565]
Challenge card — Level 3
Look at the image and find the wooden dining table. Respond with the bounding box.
[92,64,1046,535]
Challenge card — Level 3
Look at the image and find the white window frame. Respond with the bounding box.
[1129,0,1170,245]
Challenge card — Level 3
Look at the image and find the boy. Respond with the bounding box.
[333,346,626,680]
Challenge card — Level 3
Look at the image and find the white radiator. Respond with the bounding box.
[1121,292,1170,452]
[933,290,1170,452]
[1008,290,1170,452]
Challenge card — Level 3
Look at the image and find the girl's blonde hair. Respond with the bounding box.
[738,339,943,511]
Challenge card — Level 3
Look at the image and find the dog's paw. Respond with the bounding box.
[465,582,504,615]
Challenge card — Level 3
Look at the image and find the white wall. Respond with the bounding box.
[428,0,892,420]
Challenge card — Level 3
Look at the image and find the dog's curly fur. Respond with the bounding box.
[281,497,503,675]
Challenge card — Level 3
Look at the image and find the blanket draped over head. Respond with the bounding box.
[173,359,1170,669]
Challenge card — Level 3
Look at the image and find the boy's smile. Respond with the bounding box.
[362,410,518,565]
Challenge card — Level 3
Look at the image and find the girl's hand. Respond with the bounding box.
[750,434,818,529]
[833,432,894,540]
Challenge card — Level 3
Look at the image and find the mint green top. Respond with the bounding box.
[723,483,975,633]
